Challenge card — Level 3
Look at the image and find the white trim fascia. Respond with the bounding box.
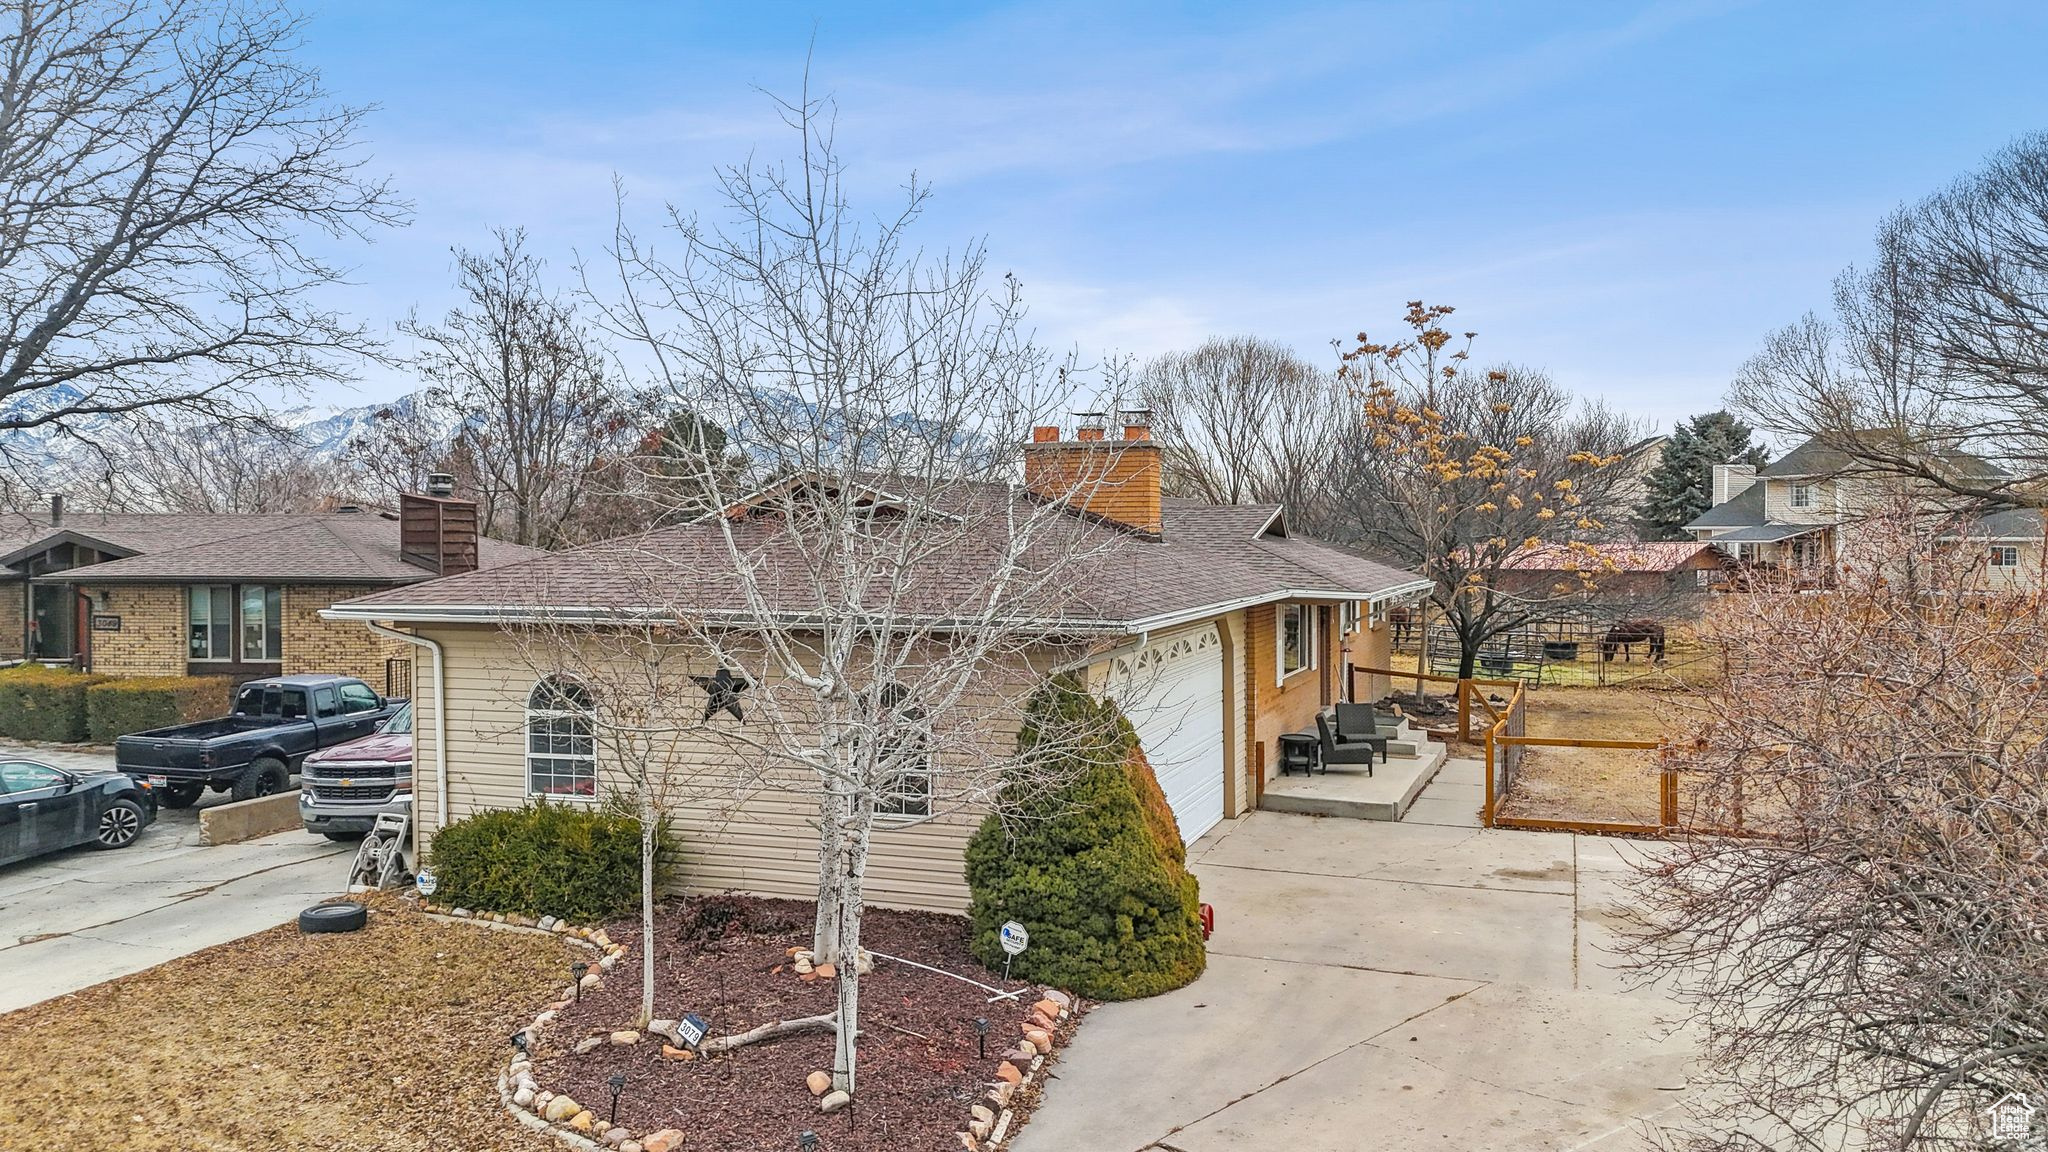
[320,579,1441,638]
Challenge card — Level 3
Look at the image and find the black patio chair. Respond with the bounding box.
[1333,702,1392,746]
[1315,712,1382,774]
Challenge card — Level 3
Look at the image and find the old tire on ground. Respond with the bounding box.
[93,799,146,849]
[158,783,205,809]
[299,902,368,934]
[231,758,289,802]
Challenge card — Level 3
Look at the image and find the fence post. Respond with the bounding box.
[1457,680,1472,742]
[1483,726,1496,828]
[1658,755,1678,831]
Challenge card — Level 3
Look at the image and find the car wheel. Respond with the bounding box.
[298,902,368,934]
[231,758,289,802]
[159,783,205,809]
[94,799,146,850]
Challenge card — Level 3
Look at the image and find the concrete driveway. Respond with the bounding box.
[0,743,352,1013]
[1016,762,1694,1152]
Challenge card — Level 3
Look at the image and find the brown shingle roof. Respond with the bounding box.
[330,490,1428,630]
[1,511,545,584]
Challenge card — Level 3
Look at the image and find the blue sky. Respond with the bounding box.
[298,0,2048,432]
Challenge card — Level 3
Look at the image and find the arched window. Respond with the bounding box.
[527,677,596,800]
[870,682,932,821]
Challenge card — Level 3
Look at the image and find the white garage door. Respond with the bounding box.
[1107,625,1226,844]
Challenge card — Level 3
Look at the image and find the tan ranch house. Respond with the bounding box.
[0,483,542,692]
[325,425,1431,914]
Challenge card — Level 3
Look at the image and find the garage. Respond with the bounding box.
[1105,625,1227,844]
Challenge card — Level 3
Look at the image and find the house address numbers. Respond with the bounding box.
[90,614,121,632]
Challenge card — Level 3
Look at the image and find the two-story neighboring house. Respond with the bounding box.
[1684,435,2045,587]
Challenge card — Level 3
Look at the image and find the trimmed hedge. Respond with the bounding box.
[86,675,234,742]
[427,800,672,922]
[0,665,108,743]
[963,675,1207,1000]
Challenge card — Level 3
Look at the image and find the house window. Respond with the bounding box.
[1369,599,1387,629]
[1341,600,1361,634]
[1992,545,2021,568]
[876,739,933,820]
[1693,567,1716,588]
[1278,603,1316,682]
[1789,483,1815,510]
[526,677,597,800]
[870,682,932,821]
[188,584,279,662]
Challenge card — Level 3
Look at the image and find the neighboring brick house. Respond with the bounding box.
[0,483,544,691]
[326,419,1432,914]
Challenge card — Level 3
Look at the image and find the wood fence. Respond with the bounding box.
[1348,664,1518,743]
[1481,681,1677,835]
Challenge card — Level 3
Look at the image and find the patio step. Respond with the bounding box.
[1258,740,1449,821]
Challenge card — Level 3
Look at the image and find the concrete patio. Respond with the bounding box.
[1013,807,1691,1152]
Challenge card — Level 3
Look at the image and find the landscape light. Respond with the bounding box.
[607,1073,626,1125]
[511,1031,528,1056]
[974,1016,989,1059]
[798,1131,819,1152]
[571,960,590,1002]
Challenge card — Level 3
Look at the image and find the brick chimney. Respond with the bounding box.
[1023,409,1163,536]
[399,472,480,577]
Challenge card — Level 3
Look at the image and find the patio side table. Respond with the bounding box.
[1277,732,1321,777]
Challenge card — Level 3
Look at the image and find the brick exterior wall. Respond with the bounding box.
[1243,600,1349,794]
[0,580,22,661]
[67,581,409,688]
[281,584,411,690]
[1022,434,1163,535]
[83,584,187,676]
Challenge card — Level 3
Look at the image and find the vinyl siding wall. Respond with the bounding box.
[405,624,1045,915]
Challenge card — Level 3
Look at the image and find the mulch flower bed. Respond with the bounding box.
[536,895,1058,1151]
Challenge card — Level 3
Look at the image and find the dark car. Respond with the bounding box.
[0,760,157,866]
[115,675,403,807]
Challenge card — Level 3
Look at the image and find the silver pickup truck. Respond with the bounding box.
[298,702,414,840]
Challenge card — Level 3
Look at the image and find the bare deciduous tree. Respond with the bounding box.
[1732,133,2048,504]
[105,416,344,512]
[588,92,1126,1096]
[1140,336,1344,518]
[1625,513,2048,1151]
[0,0,402,492]
[499,573,745,1030]
[402,228,638,548]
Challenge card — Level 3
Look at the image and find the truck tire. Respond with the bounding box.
[159,783,205,809]
[232,758,290,802]
[298,902,367,934]
[323,829,364,842]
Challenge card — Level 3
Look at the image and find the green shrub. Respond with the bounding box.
[428,799,672,922]
[0,665,108,743]
[85,675,233,742]
[963,675,1207,1000]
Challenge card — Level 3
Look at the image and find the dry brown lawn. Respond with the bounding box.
[0,895,575,1152]
[1505,686,1681,825]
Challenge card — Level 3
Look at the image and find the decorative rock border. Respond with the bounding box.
[951,986,1078,1150]
[416,898,1081,1152]
[414,901,661,1152]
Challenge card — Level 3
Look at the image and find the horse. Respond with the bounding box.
[1387,606,1417,648]
[1600,619,1666,664]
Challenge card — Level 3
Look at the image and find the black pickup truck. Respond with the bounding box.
[115,675,404,808]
